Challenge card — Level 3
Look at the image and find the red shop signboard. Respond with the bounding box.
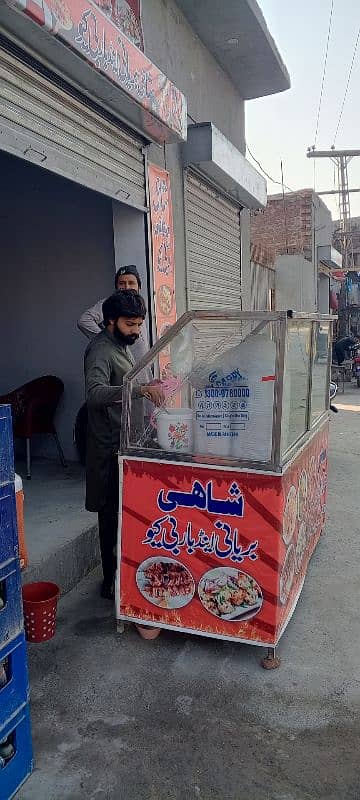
[6,0,187,141]
[117,425,329,647]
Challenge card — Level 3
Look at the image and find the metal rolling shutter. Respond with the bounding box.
[0,47,146,209]
[185,171,242,310]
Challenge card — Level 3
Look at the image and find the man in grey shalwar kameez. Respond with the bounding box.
[84,290,162,598]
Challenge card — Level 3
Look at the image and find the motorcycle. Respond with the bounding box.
[352,353,360,388]
[330,381,338,413]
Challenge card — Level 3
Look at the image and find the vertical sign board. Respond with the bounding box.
[148,163,177,380]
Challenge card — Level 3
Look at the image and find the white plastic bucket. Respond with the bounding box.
[157,408,193,454]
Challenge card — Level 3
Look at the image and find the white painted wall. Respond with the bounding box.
[318,274,330,314]
[275,254,317,313]
[112,202,151,341]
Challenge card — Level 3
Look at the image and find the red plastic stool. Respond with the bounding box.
[22,582,60,643]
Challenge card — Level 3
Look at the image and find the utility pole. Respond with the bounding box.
[307,147,360,335]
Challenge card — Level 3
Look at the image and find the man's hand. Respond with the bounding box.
[140,384,164,407]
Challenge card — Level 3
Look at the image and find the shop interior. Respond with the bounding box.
[0,148,149,583]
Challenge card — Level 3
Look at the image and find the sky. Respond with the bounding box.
[246,0,360,219]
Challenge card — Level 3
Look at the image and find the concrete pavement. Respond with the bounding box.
[18,390,360,800]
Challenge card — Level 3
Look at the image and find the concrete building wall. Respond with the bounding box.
[142,0,245,153]
[318,273,330,314]
[275,254,317,313]
[313,195,333,251]
[0,150,115,461]
[112,202,151,340]
[142,0,247,316]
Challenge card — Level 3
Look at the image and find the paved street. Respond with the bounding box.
[18,390,360,800]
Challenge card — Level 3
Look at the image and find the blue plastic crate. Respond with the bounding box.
[0,485,18,568]
[0,633,29,731]
[0,407,14,488]
[0,562,23,648]
[0,705,33,800]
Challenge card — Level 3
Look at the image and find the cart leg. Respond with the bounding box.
[261,647,281,670]
[116,620,125,635]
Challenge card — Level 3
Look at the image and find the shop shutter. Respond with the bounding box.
[0,47,146,209]
[185,170,242,310]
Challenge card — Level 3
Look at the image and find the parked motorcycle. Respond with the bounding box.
[352,353,360,388]
[330,381,338,413]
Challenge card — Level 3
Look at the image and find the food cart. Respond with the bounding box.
[116,311,334,667]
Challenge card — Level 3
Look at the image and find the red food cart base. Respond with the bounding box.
[117,424,329,663]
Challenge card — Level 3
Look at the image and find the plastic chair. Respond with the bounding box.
[0,376,66,479]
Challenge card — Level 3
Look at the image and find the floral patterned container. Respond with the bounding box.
[157,409,193,454]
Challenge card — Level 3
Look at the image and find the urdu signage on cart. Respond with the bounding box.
[118,425,329,647]
[4,0,187,143]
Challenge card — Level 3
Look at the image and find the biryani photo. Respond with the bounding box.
[282,485,297,545]
[198,568,263,621]
[136,557,195,609]
[279,544,295,606]
[297,470,308,521]
[158,284,173,316]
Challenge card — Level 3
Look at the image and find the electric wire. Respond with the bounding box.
[314,0,335,146]
[246,145,294,193]
[333,23,360,144]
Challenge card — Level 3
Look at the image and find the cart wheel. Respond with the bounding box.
[261,647,281,670]
[116,620,125,635]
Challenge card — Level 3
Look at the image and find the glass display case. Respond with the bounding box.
[117,310,335,662]
[120,311,333,472]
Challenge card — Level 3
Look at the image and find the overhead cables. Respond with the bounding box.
[333,23,360,145]
[314,0,335,147]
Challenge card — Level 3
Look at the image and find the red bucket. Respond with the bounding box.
[22,582,60,643]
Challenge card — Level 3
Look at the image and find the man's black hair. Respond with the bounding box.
[115,264,141,290]
[102,290,147,325]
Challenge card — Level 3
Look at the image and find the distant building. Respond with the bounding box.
[251,190,341,313]
[333,218,360,334]
[333,216,360,269]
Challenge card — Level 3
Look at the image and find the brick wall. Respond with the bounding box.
[251,190,314,261]
[250,241,275,269]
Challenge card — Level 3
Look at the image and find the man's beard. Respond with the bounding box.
[113,328,139,346]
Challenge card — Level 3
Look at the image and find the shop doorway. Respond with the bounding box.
[0,149,116,461]
[0,148,149,590]
[0,148,150,462]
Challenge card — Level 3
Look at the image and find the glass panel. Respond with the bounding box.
[123,313,280,466]
[311,322,330,425]
[281,320,312,455]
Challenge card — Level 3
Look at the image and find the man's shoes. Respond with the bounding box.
[100,580,114,600]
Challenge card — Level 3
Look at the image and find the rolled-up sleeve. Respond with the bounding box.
[78,299,105,340]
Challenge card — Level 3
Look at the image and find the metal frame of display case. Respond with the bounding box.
[120,310,335,474]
